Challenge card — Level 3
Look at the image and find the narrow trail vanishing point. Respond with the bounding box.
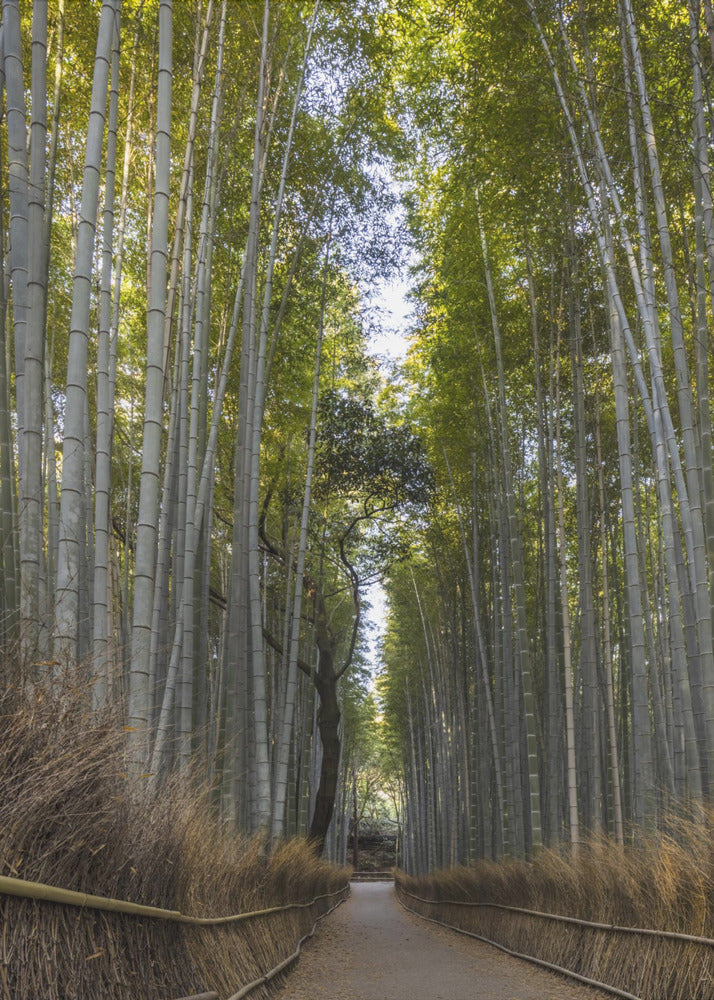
[272,881,612,1000]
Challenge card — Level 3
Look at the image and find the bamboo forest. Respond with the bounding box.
[7,0,714,927]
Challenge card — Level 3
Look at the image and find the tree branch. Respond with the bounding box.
[262,625,313,678]
[336,533,360,681]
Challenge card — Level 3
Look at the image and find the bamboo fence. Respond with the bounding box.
[395,875,714,999]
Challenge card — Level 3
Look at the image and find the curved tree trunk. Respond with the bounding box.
[308,648,341,854]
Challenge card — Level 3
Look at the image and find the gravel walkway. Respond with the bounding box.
[272,881,612,1000]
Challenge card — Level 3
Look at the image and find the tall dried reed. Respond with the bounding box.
[0,681,349,1000]
[396,822,714,999]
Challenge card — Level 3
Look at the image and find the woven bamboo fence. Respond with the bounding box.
[0,688,351,1000]
[395,871,714,999]
[1,872,349,1000]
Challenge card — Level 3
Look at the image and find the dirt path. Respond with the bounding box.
[272,882,611,1000]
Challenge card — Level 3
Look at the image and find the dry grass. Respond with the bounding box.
[0,682,349,1000]
[395,823,714,999]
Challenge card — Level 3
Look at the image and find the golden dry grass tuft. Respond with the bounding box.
[0,683,349,1000]
[395,824,714,999]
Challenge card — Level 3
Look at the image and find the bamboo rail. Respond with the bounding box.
[397,885,714,947]
[0,873,347,925]
[173,993,219,1000]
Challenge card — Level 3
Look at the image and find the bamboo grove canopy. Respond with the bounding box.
[2,0,714,864]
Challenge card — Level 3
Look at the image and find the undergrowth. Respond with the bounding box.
[0,681,349,1000]
[396,825,714,999]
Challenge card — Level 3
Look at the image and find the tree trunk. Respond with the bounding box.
[308,644,341,853]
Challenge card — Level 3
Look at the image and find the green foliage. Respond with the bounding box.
[316,387,434,512]
[313,386,434,590]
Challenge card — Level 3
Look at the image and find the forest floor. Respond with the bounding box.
[272,881,612,1000]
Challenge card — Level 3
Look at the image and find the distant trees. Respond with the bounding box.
[380,0,714,866]
[0,0,411,856]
